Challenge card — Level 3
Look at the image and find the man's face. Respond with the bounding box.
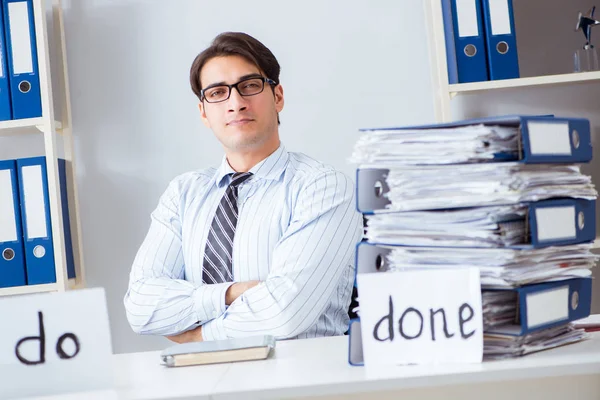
[199,55,284,152]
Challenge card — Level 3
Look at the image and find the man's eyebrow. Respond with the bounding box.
[203,73,263,90]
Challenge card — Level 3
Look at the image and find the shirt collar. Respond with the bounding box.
[214,143,289,188]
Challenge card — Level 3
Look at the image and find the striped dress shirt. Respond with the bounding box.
[124,144,363,341]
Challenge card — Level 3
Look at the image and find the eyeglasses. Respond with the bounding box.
[200,76,277,103]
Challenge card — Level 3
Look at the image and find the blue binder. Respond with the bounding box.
[527,198,595,248]
[0,3,11,120]
[16,157,76,284]
[480,0,519,80]
[485,278,592,336]
[3,0,41,119]
[354,241,392,281]
[16,156,55,284]
[359,115,592,165]
[347,241,393,366]
[0,159,26,287]
[443,0,489,83]
[356,195,595,248]
[58,158,75,279]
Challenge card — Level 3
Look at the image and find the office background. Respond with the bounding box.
[0,0,599,354]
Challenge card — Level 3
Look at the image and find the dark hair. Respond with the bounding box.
[190,32,281,100]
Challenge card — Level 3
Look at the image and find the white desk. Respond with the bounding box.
[26,333,600,400]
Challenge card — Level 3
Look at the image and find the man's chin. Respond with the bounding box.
[223,135,264,152]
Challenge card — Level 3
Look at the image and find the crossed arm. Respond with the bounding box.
[124,171,363,342]
[166,281,259,343]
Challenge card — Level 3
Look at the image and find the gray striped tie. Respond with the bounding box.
[202,172,253,284]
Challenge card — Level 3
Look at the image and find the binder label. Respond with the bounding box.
[21,165,47,239]
[7,1,33,74]
[527,121,572,155]
[456,0,479,37]
[488,0,512,35]
[535,206,577,241]
[526,286,569,328]
[357,268,483,366]
[0,288,113,398]
[0,170,17,242]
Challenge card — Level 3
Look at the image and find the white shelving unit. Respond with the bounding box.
[423,0,600,249]
[423,1,600,122]
[0,0,84,297]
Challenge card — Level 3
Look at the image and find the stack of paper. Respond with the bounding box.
[385,244,598,288]
[383,163,596,212]
[366,205,527,247]
[350,117,596,361]
[573,314,600,332]
[351,125,519,165]
[484,324,588,359]
[482,291,517,329]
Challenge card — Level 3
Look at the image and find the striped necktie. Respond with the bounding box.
[202,172,253,284]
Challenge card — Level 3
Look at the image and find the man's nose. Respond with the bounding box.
[228,87,248,112]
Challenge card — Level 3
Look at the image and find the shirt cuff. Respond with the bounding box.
[193,282,234,322]
[201,316,227,341]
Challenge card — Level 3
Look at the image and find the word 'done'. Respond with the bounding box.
[357,268,484,366]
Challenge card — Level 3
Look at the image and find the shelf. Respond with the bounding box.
[0,283,58,297]
[0,278,82,297]
[448,71,600,95]
[0,117,63,136]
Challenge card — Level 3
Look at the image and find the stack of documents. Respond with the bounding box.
[366,205,527,247]
[383,163,596,212]
[351,125,519,165]
[349,115,597,362]
[482,290,517,329]
[483,324,587,359]
[385,244,597,288]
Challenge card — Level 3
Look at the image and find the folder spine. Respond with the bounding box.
[486,278,592,336]
[528,198,596,248]
[3,0,42,119]
[0,159,26,287]
[356,168,391,214]
[0,3,11,120]
[520,117,592,163]
[441,0,459,84]
[17,156,55,285]
[16,156,76,285]
[449,0,489,83]
[58,158,75,279]
[480,0,519,80]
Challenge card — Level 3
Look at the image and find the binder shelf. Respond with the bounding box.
[0,117,62,136]
[0,0,82,297]
[448,71,600,96]
[424,1,600,121]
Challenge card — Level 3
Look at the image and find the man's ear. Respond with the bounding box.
[274,84,284,113]
[198,102,211,129]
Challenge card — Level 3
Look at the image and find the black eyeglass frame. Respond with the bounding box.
[200,76,277,103]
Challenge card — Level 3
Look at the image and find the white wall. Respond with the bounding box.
[56,0,434,354]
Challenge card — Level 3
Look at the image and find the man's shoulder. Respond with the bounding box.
[286,151,353,188]
[166,167,217,194]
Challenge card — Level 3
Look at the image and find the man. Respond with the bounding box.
[124,32,362,343]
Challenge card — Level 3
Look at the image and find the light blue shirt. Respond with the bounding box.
[124,144,363,340]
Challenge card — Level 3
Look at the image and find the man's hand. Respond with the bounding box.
[166,325,203,344]
[225,280,260,305]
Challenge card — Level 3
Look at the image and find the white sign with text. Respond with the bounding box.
[357,268,483,366]
[0,288,113,399]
